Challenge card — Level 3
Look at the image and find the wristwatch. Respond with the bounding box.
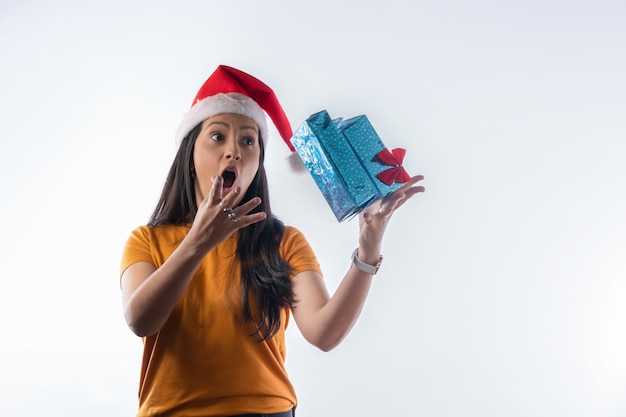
[351,248,383,275]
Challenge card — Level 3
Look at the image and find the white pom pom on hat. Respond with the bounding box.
[174,65,305,171]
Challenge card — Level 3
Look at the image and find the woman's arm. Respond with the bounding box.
[121,243,207,337]
[121,177,266,337]
[291,175,425,351]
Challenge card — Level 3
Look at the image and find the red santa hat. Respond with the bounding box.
[175,65,296,157]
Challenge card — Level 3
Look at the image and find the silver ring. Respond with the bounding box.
[228,212,240,222]
[219,202,233,214]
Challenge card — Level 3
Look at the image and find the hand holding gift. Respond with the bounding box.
[291,110,422,222]
[356,174,425,261]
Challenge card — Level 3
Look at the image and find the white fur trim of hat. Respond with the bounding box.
[174,92,268,145]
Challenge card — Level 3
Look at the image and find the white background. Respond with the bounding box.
[1,1,625,416]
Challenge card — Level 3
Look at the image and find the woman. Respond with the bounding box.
[120,65,425,417]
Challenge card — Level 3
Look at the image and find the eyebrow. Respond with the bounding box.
[240,125,258,133]
[206,121,259,134]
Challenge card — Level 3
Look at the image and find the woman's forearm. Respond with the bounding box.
[122,239,207,337]
[306,265,376,351]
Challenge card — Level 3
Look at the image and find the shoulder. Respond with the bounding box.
[280,225,321,275]
[124,224,190,250]
[281,225,310,248]
[129,223,188,236]
[282,224,304,240]
[121,224,191,275]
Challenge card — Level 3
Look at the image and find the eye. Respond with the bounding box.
[242,136,256,146]
[210,133,224,142]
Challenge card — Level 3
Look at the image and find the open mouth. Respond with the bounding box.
[221,170,236,188]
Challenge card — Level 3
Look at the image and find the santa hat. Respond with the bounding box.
[175,65,302,169]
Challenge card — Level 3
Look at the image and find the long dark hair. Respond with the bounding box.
[148,122,294,341]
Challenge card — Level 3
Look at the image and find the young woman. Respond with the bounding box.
[120,65,425,417]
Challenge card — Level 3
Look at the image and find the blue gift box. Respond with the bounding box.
[290,110,410,222]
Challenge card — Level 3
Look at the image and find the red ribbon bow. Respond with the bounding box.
[373,148,411,186]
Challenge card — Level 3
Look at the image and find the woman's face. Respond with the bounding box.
[192,113,261,207]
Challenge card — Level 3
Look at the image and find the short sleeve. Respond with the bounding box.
[120,226,156,277]
[280,226,322,278]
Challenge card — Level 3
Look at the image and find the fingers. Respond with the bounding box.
[207,175,224,207]
[393,185,424,211]
[377,175,425,217]
[233,196,264,222]
[215,190,266,228]
[399,175,425,191]
[201,176,266,227]
[375,192,399,217]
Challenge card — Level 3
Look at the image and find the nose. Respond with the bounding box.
[224,138,241,161]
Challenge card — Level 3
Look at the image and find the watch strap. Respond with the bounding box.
[351,248,383,275]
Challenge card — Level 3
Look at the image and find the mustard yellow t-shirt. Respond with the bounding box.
[120,224,321,417]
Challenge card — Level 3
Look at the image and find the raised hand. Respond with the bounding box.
[357,175,425,257]
[186,175,267,254]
